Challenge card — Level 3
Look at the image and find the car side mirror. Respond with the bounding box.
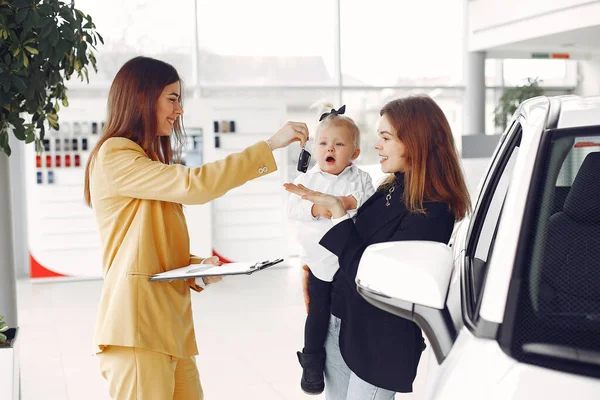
[356,241,457,363]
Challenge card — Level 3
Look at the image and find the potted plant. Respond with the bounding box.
[0,2,101,398]
[493,77,544,131]
[0,315,19,400]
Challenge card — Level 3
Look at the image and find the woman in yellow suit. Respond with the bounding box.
[83,56,309,400]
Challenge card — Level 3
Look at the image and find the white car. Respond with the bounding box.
[355,95,600,399]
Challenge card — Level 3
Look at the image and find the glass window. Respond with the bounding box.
[466,124,521,318]
[485,59,503,88]
[66,0,197,85]
[486,88,504,135]
[556,139,600,186]
[508,132,600,374]
[196,0,336,86]
[340,0,464,87]
[503,59,577,87]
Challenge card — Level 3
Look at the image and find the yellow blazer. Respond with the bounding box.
[89,137,277,357]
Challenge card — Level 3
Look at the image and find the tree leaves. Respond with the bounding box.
[493,78,545,130]
[0,0,101,155]
[0,76,10,92]
[40,21,53,38]
[49,25,59,46]
[0,131,10,156]
[54,39,69,60]
[61,25,74,41]
[13,0,31,9]
[0,131,7,149]
[24,46,38,54]
[13,123,26,140]
[15,8,29,24]
[10,74,26,92]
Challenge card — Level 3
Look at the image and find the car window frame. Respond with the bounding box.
[461,120,523,333]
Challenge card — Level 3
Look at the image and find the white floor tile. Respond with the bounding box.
[17,265,428,400]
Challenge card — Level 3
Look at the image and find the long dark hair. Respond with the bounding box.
[380,95,471,221]
[84,56,185,207]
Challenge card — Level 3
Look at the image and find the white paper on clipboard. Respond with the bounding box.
[148,259,284,282]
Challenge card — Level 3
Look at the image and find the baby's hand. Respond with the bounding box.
[338,195,358,211]
[311,204,332,219]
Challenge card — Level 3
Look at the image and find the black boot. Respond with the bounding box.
[296,350,325,395]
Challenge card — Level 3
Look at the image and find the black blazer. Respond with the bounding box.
[320,175,455,393]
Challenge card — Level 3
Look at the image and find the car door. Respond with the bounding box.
[424,120,524,400]
[494,125,600,399]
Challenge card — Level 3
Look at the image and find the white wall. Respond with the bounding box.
[576,56,600,95]
[468,0,600,51]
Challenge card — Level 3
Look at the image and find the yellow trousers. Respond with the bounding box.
[98,346,203,400]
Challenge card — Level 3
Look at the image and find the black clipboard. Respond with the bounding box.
[148,259,284,282]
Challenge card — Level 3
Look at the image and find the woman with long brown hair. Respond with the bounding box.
[85,56,308,400]
[285,94,470,399]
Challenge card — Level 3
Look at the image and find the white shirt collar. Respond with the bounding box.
[307,163,356,177]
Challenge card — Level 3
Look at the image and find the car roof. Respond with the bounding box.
[517,95,600,130]
[556,95,600,128]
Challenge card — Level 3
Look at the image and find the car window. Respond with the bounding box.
[503,131,600,377]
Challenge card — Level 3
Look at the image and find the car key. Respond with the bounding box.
[297,148,311,173]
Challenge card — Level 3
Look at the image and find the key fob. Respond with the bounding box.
[297,148,311,173]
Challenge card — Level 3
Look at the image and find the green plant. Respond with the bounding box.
[0,0,103,156]
[0,315,8,343]
[493,77,544,131]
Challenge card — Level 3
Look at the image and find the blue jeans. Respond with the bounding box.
[324,315,396,400]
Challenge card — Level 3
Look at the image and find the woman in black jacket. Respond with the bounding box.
[285,95,471,399]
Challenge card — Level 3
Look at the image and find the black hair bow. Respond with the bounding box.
[319,105,346,121]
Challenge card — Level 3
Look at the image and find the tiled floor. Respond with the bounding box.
[16,263,431,399]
